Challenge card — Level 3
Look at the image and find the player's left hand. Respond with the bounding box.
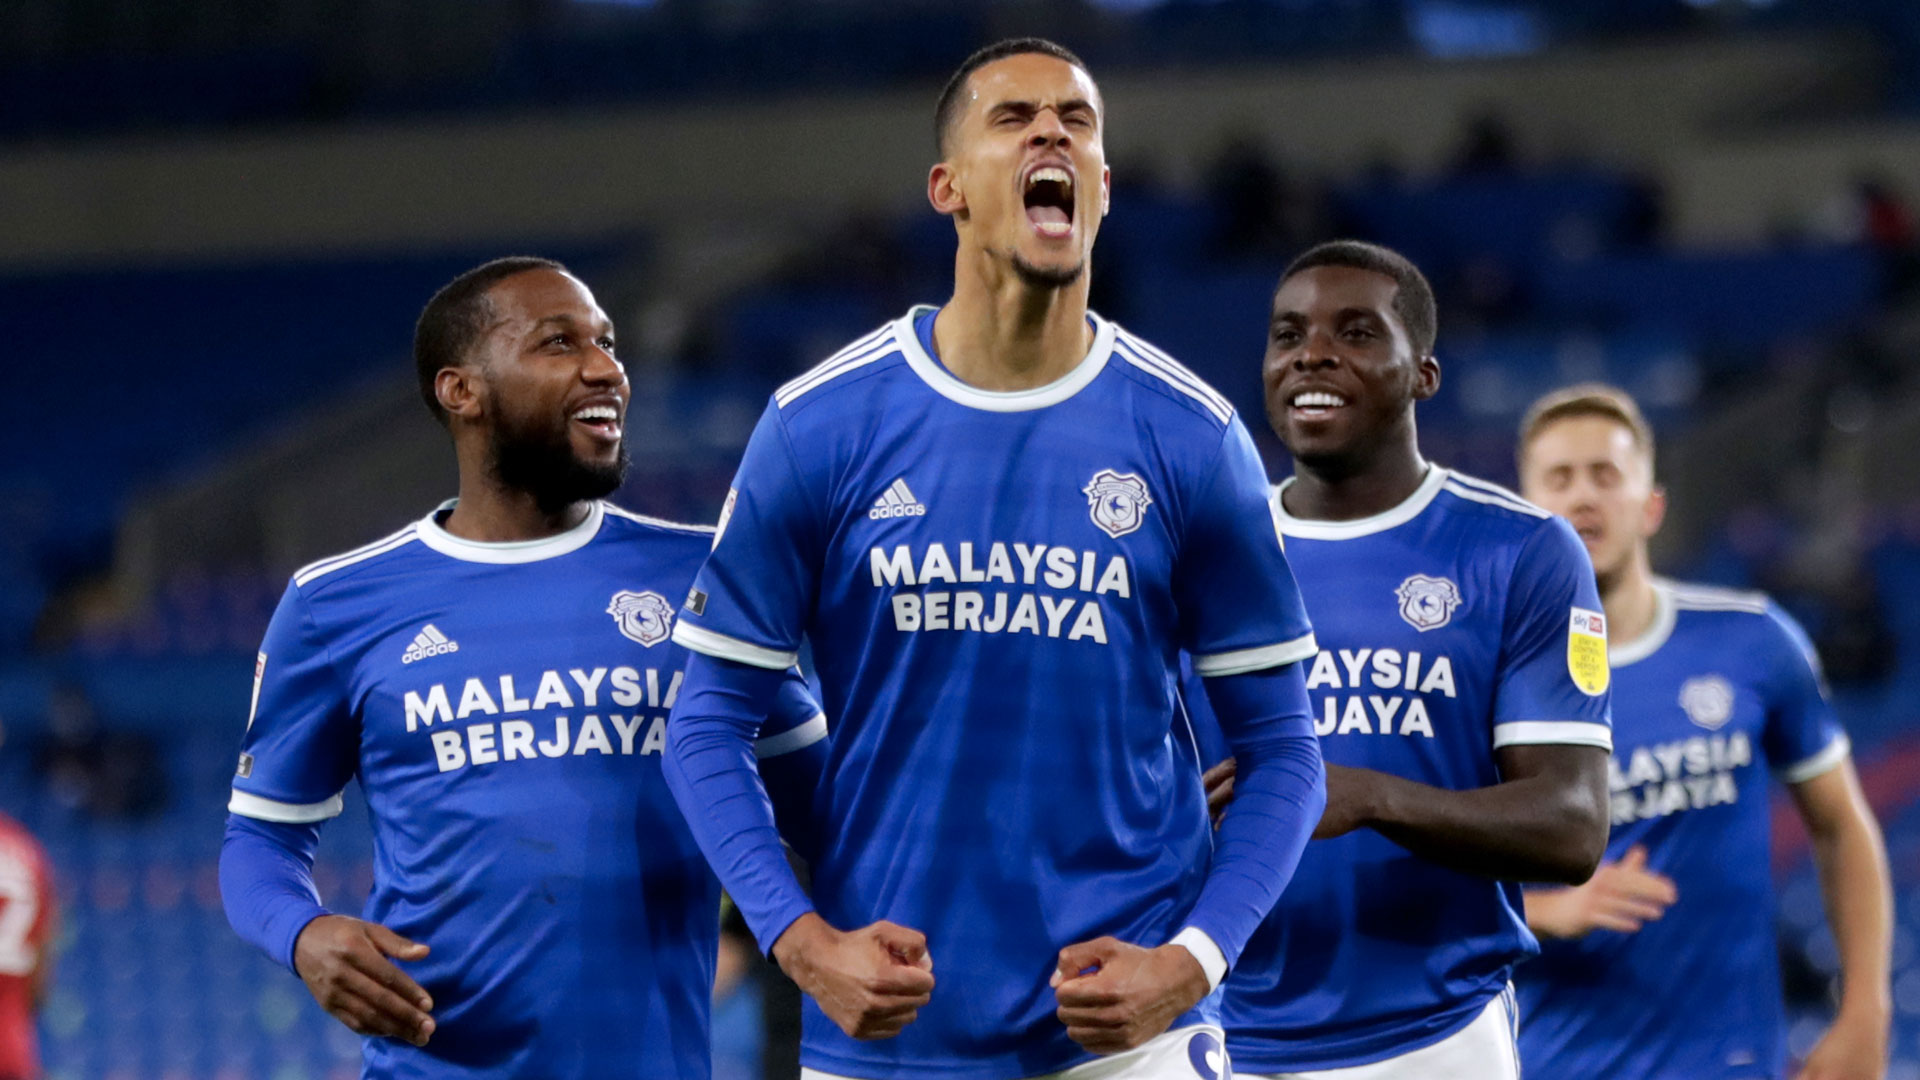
[1793,1011,1888,1080]
[1314,763,1381,839]
[1202,758,1235,828]
[1051,937,1210,1055]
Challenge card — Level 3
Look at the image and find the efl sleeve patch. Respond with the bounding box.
[1567,608,1610,696]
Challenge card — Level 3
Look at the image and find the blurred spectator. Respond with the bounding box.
[30,684,167,820]
[0,809,54,1080]
[1448,110,1521,177]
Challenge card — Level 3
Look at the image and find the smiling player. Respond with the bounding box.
[1203,240,1613,1080]
[219,257,828,1078]
[662,38,1327,1080]
[1514,384,1892,1080]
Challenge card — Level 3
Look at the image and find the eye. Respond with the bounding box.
[1342,326,1376,342]
[1271,327,1302,346]
[598,336,616,351]
[544,333,569,348]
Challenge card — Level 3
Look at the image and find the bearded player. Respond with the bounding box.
[1514,384,1892,1080]
[219,258,828,1078]
[663,38,1326,1080]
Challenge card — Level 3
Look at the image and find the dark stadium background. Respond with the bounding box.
[2,1,1919,1076]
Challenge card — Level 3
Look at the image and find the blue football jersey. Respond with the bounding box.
[672,306,1318,1079]
[1218,466,1613,1073]
[228,501,825,1080]
[1516,580,1848,1080]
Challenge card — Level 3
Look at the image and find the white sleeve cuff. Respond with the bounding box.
[1778,733,1851,784]
[754,713,829,759]
[228,789,345,823]
[1170,926,1228,991]
[1190,633,1319,677]
[1491,720,1613,751]
[670,621,799,670]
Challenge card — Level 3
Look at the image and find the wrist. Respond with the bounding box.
[1834,991,1892,1030]
[769,911,831,975]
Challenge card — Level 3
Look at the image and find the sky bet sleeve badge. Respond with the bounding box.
[1568,607,1610,696]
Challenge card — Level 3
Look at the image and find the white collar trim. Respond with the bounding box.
[1271,466,1449,540]
[1608,581,1676,668]
[892,304,1114,412]
[415,499,604,564]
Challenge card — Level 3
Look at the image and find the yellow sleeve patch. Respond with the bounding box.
[1567,608,1610,696]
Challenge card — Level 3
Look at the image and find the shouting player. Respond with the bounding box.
[219,258,828,1077]
[664,37,1326,1080]
[1204,240,1613,1079]
[1514,384,1892,1080]
[0,811,53,1080]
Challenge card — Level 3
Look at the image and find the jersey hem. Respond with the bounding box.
[1225,985,1497,1072]
[1191,633,1319,677]
[1490,720,1613,751]
[1777,733,1851,783]
[228,789,346,823]
[671,621,799,670]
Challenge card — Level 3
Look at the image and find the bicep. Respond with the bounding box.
[1788,757,1873,840]
[1494,742,1610,800]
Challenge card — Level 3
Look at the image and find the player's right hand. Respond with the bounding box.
[1202,757,1236,828]
[1525,845,1678,938]
[293,914,436,1046]
[771,912,934,1040]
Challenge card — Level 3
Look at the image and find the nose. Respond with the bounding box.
[581,342,625,386]
[1027,108,1071,150]
[1290,328,1340,372]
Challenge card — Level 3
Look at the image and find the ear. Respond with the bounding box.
[928,162,966,217]
[1642,484,1668,540]
[435,365,485,423]
[1410,353,1442,402]
[1100,165,1112,218]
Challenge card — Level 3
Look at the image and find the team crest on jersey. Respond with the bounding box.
[607,590,674,647]
[1679,675,1735,730]
[1083,470,1152,538]
[1395,574,1462,631]
[1568,607,1610,696]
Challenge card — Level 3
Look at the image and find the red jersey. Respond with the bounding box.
[0,814,51,1080]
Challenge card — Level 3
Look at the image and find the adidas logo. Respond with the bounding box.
[401,624,460,664]
[868,478,927,520]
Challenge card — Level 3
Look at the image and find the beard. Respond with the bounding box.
[1011,251,1085,289]
[487,409,627,517]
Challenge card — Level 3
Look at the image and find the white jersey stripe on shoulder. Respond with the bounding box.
[1444,471,1553,513]
[1116,330,1232,408]
[1114,334,1234,417]
[1442,481,1550,519]
[294,526,420,587]
[1113,341,1232,423]
[602,505,717,534]
[775,330,900,407]
[773,326,892,404]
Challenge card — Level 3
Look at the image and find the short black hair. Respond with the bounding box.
[934,37,1091,157]
[413,256,568,424]
[1278,240,1438,357]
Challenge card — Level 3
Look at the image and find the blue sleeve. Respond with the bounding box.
[1758,605,1850,783]
[220,813,328,974]
[1489,518,1613,751]
[229,581,357,823]
[758,668,830,856]
[1175,417,1317,677]
[1180,662,1325,969]
[672,401,823,669]
[664,653,816,954]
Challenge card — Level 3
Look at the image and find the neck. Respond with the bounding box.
[442,439,593,542]
[1282,419,1428,522]
[933,243,1093,391]
[1597,545,1660,646]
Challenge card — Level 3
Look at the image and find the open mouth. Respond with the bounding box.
[1023,166,1074,239]
[570,403,623,442]
[1288,390,1349,420]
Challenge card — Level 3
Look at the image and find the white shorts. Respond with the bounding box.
[1243,987,1521,1080]
[800,1024,1231,1080]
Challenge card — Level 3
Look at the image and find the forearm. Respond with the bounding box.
[663,653,816,953]
[220,813,329,972]
[1359,762,1605,883]
[1185,663,1326,973]
[1813,812,1893,1022]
